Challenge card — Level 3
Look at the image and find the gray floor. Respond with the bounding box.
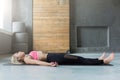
[0,53,120,80]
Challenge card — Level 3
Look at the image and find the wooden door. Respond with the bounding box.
[33,0,69,53]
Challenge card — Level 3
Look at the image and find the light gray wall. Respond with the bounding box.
[12,0,33,52]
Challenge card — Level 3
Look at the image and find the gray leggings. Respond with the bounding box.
[46,53,104,65]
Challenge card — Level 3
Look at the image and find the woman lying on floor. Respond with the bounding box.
[11,51,114,67]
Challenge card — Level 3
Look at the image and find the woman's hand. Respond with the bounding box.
[50,62,58,67]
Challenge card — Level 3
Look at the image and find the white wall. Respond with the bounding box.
[12,0,33,52]
[3,0,12,32]
[0,30,12,54]
[1,0,32,53]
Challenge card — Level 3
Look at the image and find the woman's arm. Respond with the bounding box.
[24,57,58,67]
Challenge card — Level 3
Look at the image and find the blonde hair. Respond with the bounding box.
[11,55,24,64]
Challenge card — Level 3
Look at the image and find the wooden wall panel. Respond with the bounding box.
[33,0,69,53]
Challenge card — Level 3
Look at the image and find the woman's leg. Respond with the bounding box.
[63,52,114,65]
[63,54,104,65]
[47,53,114,65]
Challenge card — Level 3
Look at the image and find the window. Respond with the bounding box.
[0,0,5,29]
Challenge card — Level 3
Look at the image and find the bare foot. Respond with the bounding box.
[103,52,114,64]
[99,52,106,60]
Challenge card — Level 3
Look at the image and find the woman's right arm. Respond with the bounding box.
[24,57,58,67]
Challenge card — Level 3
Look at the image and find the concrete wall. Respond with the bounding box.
[70,0,120,53]
[12,0,33,52]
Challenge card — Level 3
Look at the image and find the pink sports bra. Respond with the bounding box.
[29,51,39,60]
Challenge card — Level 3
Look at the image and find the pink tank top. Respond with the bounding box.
[29,51,39,60]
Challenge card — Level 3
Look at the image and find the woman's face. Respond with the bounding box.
[14,51,25,60]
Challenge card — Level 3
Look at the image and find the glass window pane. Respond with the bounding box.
[0,0,5,29]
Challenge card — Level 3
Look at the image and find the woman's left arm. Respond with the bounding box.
[24,57,58,67]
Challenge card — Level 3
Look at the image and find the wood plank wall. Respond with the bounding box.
[33,0,69,53]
